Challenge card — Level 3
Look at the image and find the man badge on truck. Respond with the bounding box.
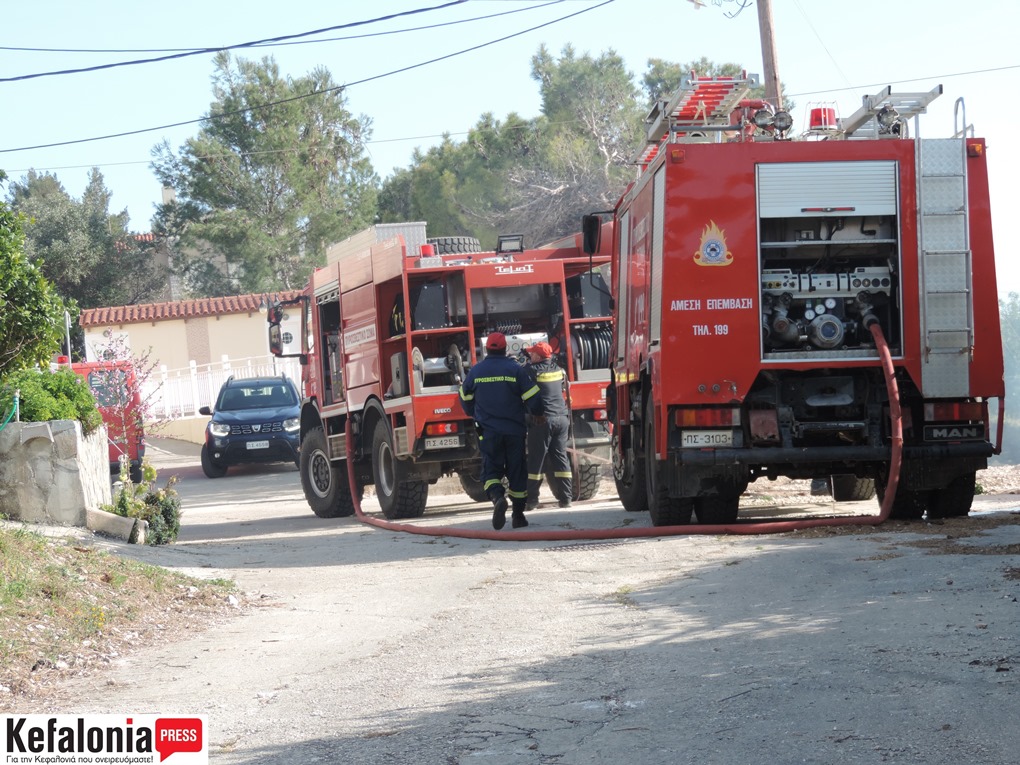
[695,221,733,266]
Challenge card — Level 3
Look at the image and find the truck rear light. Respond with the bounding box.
[425,422,459,436]
[674,407,740,428]
[923,401,985,422]
[593,409,607,421]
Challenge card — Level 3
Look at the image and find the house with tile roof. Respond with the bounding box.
[78,290,302,443]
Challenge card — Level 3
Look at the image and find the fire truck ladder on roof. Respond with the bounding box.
[842,85,943,139]
[917,134,974,397]
[636,72,760,165]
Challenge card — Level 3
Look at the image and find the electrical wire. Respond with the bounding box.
[2,50,1013,173]
[786,63,1020,99]
[790,0,857,99]
[0,0,616,155]
[0,0,471,83]
[0,0,567,55]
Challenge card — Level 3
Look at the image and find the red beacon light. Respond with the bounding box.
[809,107,838,131]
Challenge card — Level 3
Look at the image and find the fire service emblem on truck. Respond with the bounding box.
[694,221,733,266]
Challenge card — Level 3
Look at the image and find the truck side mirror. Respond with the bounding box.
[581,215,601,255]
[269,324,283,355]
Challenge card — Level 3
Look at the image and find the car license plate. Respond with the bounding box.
[425,435,460,450]
[681,430,733,448]
[247,440,270,450]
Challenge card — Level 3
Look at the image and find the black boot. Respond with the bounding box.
[491,494,508,530]
[511,499,528,528]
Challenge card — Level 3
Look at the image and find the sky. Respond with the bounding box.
[2,0,1019,294]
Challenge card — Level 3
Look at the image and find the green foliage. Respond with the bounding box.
[142,480,183,546]
[104,460,182,546]
[0,367,102,436]
[379,45,646,248]
[379,49,779,249]
[7,169,165,309]
[152,52,378,296]
[0,199,68,379]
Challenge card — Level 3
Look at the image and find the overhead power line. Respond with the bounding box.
[0,0,470,83]
[0,0,615,155]
[0,0,566,55]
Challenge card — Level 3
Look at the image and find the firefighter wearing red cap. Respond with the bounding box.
[459,332,543,530]
[524,341,572,510]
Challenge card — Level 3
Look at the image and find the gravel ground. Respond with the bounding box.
[6,447,1020,765]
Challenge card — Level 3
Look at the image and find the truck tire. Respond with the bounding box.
[830,474,876,502]
[201,444,227,479]
[458,470,490,503]
[644,399,693,526]
[547,463,600,503]
[876,473,927,521]
[574,463,602,502]
[427,236,481,255]
[372,420,428,519]
[693,495,739,525]
[301,425,359,518]
[613,432,647,513]
[926,471,976,519]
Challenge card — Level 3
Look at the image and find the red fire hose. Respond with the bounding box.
[345,321,902,540]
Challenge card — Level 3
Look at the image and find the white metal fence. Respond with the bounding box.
[143,354,303,420]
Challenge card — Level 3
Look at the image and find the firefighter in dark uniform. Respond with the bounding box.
[459,332,543,530]
[524,342,572,510]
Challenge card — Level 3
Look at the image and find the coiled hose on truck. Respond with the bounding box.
[344,321,902,540]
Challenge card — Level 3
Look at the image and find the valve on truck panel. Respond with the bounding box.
[760,267,892,352]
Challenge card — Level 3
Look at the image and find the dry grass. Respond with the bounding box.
[0,523,239,701]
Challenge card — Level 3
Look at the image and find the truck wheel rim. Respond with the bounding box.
[377,440,396,497]
[310,450,331,498]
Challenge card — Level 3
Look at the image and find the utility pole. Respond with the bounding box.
[756,0,783,109]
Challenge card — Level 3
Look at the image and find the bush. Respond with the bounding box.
[143,481,183,545]
[103,460,182,546]
[0,366,102,436]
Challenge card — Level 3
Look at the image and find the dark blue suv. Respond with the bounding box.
[199,375,301,478]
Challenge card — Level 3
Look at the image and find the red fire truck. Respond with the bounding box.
[582,73,1004,526]
[268,232,613,519]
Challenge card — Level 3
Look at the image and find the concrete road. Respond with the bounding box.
[27,438,1020,764]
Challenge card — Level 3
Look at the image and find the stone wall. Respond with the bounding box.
[0,420,112,526]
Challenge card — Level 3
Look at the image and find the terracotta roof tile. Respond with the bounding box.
[78,290,303,328]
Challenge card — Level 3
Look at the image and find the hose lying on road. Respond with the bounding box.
[344,321,902,540]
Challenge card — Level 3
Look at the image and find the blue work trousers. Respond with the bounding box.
[478,430,528,505]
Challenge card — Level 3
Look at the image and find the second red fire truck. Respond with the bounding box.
[269,229,613,519]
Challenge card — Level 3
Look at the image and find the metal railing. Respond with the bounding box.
[143,354,303,420]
